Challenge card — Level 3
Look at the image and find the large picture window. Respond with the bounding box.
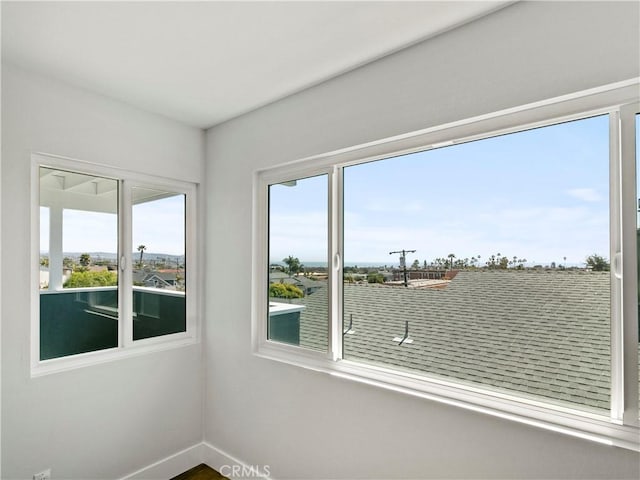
[255,84,639,449]
[34,155,197,372]
[342,115,610,413]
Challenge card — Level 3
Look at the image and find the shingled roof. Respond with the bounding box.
[295,270,613,412]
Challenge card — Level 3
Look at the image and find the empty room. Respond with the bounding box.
[1,1,639,479]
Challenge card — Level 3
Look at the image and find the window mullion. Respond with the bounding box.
[610,110,625,423]
[120,179,133,348]
[620,103,640,426]
[329,166,344,361]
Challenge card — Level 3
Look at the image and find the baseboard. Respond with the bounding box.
[119,443,204,480]
[201,442,273,480]
[118,442,273,480]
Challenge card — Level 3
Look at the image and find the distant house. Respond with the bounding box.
[39,267,49,289]
[133,270,180,289]
[268,271,289,282]
[87,265,109,273]
[39,267,72,289]
[269,271,325,296]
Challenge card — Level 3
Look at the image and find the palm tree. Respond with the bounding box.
[283,255,302,276]
[79,253,91,267]
[137,245,147,268]
[447,253,456,271]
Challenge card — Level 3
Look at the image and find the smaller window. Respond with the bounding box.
[34,155,198,372]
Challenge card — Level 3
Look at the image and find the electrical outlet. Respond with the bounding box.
[33,469,51,480]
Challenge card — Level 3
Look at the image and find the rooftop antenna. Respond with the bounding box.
[389,249,416,287]
[393,320,413,345]
[343,314,355,335]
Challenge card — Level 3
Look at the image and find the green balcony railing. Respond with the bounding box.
[268,301,304,345]
[40,286,186,360]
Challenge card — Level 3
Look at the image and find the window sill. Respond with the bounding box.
[31,334,198,378]
[255,341,640,452]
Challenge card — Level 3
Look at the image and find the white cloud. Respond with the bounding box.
[362,199,424,214]
[342,204,608,264]
[268,201,609,266]
[566,188,603,202]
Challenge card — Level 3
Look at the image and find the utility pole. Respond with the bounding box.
[389,249,416,287]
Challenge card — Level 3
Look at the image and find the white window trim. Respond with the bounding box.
[252,78,640,451]
[31,153,199,377]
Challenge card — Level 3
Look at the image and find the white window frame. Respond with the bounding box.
[252,79,640,450]
[31,153,199,376]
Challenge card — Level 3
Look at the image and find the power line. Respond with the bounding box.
[389,249,416,287]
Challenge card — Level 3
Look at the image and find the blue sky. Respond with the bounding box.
[39,114,619,266]
[270,115,611,267]
[40,194,185,256]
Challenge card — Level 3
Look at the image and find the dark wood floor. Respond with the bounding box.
[171,463,228,480]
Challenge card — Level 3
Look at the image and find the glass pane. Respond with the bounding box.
[39,167,119,360]
[343,115,610,413]
[268,175,328,351]
[132,188,186,340]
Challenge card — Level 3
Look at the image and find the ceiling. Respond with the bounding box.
[2,1,512,129]
[39,167,176,213]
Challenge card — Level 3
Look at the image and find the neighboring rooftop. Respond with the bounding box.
[270,272,326,295]
[294,270,614,412]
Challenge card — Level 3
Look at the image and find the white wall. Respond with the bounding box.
[1,64,204,479]
[205,2,640,478]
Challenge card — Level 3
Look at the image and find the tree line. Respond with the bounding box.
[275,252,611,276]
